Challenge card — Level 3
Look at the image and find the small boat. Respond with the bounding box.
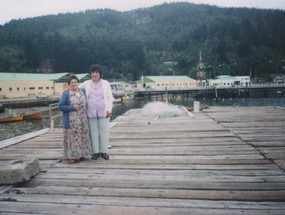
[122,95,134,101]
[0,114,23,123]
[23,112,42,120]
[113,98,123,104]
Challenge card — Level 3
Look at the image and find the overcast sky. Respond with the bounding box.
[1,0,285,25]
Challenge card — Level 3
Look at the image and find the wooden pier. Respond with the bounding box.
[0,106,285,214]
[134,85,285,99]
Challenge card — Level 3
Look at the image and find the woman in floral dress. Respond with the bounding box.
[59,75,92,164]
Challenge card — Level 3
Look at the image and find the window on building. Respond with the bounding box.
[9,88,12,91]
[46,87,50,89]
[0,88,1,91]
[39,87,43,90]
[29,87,35,90]
[17,87,20,91]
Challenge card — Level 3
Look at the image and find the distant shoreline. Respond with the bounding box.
[0,96,60,112]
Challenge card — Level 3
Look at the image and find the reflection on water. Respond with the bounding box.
[0,97,284,141]
[0,109,60,141]
[0,119,47,140]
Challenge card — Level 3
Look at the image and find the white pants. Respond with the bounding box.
[88,117,110,154]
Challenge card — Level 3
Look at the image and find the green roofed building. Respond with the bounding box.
[136,76,196,90]
[0,72,70,82]
[0,72,90,98]
[75,73,91,83]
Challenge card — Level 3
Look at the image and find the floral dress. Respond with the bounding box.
[63,90,92,160]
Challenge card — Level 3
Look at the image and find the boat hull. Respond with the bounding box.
[0,114,23,123]
[23,112,42,120]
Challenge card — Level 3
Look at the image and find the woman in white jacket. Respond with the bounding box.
[81,64,113,160]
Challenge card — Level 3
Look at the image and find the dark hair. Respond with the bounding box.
[89,64,102,78]
[68,75,79,85]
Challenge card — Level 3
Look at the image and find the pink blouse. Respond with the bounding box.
[86,80,105,118]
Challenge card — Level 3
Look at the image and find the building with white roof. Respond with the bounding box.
[208,75,251,88]
[136,76,196,90]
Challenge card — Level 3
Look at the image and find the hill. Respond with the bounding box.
[0,2,284,81]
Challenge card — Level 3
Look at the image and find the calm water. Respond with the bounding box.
[0,97,284,141]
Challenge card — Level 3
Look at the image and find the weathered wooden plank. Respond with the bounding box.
[109,154,265,160]
[3,144,257,151]
[34,172,285,183]
[43,167,285,177]
[0,156,269,164]
[249,142,285,147]
[7,186,285,201]
[108,148,261,156]
[276,160,285,170]
[221,122,285,128]
[262,152,285,160]
[25,178,285,190]
[109,131,236,139]
[259,147,285,153]
[2,194,285,210]
[1,202,284,215]
[49,163,280,170]
[110,138,247,145]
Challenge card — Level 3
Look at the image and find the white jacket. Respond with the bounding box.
[81,79,113,114]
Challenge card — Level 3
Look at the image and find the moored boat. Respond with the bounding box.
[122,95,134,101]
[23,112,42,120]
[0,114,23,123]
[113,98,123,104]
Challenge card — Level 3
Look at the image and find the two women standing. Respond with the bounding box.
[59,64,113,164]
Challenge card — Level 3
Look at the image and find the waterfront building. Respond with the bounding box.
[0,72,90,98]
[208,75,251,88]
[136,75,196,91]
[110,82,135,98]
[273,75,285,83]
[76,73,91,82]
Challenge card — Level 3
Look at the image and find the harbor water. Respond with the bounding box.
[0,97,285,141]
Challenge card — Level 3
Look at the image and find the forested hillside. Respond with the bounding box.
[0,2,284,81]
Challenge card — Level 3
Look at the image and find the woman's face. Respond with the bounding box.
[69,79,79,90]
[91,71,100,82]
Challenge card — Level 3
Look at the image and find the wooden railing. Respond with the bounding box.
[48,103,61,132]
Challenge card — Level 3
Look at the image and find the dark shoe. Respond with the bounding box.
[92,153,100,160]
[101,153,109,160]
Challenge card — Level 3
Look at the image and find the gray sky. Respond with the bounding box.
[1,0,285,25]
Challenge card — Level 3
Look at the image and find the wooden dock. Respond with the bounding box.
[0,106,285,214]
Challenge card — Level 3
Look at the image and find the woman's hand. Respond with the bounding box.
[106,111,112,118]
[74,104,81,111]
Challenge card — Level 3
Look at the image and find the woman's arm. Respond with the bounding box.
[58,91,74,112]
[105,80,113,113]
